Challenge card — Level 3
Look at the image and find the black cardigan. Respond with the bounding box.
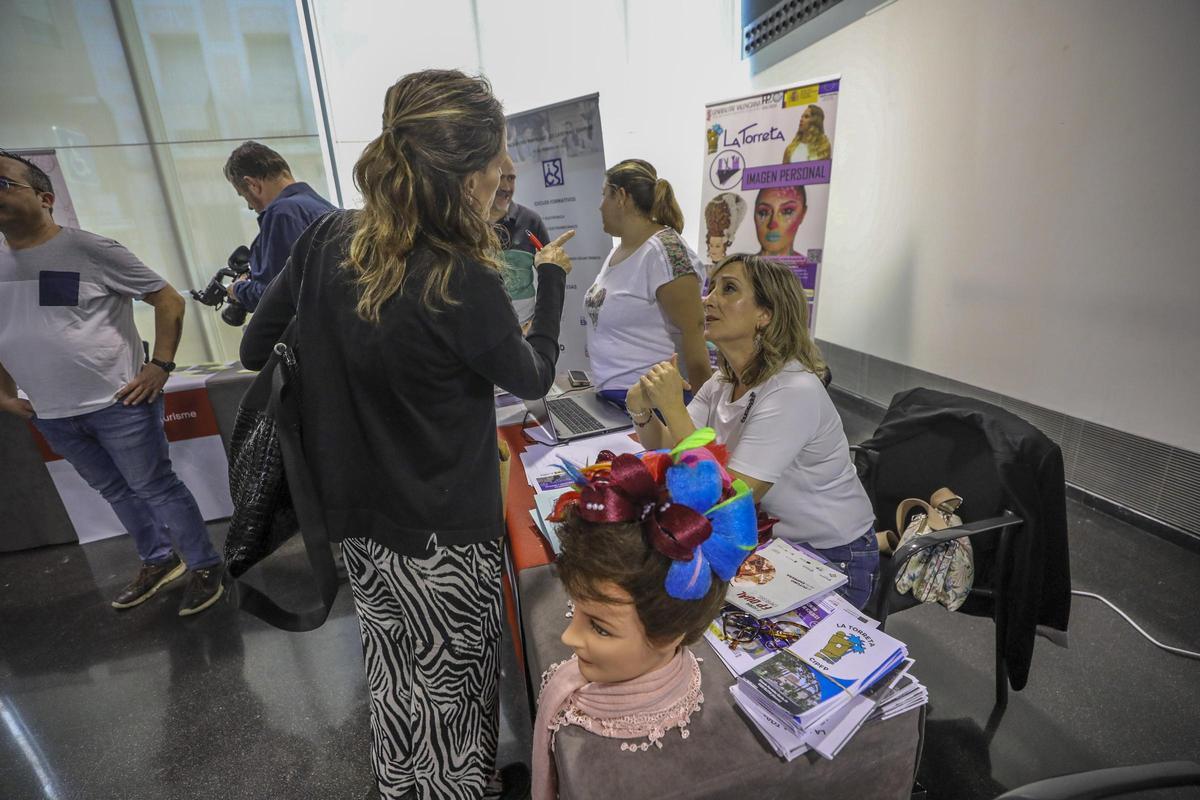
[241,211,566,557]
[858,387,1072,690]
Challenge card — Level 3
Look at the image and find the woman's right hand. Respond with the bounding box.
[533,230,575,274]
[639,355,691,412]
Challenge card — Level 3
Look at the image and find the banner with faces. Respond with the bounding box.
[702,79,841,327]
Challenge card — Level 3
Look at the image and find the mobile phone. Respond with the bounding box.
[567,369,590,388]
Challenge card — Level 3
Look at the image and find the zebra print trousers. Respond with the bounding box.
[341,536,504,800]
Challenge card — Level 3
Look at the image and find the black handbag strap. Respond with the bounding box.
[232,329,339,632]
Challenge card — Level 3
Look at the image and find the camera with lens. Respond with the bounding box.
[191,245,251,327]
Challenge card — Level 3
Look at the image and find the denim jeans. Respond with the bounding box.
[598,388,693,413]
[34,397,221,569]
[810,529,880,611]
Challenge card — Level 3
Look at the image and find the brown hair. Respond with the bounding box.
[343,69,505,322]
[605,159,685,234]
[555,508,727,647]
[223,141,292,184]
[711,254,826,388]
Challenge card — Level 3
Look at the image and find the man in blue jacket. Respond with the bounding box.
[224,141,336,311]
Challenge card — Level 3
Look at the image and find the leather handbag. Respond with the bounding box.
[889,487,975,611]
[224,320,338,631]
[224,323,299,579]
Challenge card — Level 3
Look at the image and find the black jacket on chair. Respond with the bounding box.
[858,388,1071,690]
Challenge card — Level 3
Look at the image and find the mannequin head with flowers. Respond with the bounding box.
[550,429,757,684]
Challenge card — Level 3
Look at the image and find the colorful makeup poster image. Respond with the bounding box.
[702,79,840,327]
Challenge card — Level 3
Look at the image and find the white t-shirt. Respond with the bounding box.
[0,228,166,419]
[584,228,703,392]
[687,362,875,549]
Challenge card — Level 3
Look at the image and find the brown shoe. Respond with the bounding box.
[111,556,186,609]
[178,564,225,617]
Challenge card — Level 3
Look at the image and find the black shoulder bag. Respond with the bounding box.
[224,317,338,632]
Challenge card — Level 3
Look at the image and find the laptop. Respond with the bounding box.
[525,390,633,443]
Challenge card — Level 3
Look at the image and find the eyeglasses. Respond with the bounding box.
[720,610,805,652]
[0,177,35,192]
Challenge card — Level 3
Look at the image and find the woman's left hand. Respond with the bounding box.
[639,355,690,411]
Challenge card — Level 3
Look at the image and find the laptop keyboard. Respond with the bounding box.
[546,397,605,435]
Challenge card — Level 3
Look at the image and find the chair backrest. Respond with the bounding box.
[860,417,1007,530]
[854,392,1020,590]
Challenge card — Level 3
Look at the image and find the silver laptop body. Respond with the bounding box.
[525,391,632,443]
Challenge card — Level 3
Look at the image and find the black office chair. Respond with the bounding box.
[851,389,1065,710]
[993,760,1200,799]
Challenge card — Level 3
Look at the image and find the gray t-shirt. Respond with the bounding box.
[0,227,166,419]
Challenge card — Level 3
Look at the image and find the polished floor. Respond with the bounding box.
[1,399,1198,799]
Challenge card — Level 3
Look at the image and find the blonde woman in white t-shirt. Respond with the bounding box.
[627,254,879,609]
[583,159,711,404]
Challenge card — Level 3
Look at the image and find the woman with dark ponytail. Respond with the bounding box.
[242,69,573,800]
[583,159,711,404]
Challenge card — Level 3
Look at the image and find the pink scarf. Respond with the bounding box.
[531,648,703,800]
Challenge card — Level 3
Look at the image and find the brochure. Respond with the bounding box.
[726,538,847,618]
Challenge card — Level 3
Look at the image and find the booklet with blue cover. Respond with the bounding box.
[737,608,907,731]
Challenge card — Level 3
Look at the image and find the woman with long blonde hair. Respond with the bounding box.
[242,69,573,800]
[782,103,832,163]
[626,255,878,609]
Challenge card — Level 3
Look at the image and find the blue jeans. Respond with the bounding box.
[598,388,693,413]
[810,529,879,611]
[34,398,221,569]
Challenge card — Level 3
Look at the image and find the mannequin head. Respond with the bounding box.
[551,432,758,684]
[556,510,727,684]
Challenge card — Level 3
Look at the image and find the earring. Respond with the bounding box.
[753,329,764,349]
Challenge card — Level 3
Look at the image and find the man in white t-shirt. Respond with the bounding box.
[0,151,224,616]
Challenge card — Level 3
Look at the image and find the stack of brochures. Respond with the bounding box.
[718,608,928,760]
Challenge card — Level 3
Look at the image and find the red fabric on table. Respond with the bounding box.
[499,423,557,572]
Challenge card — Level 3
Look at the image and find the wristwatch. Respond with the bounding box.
[149,358,176,374]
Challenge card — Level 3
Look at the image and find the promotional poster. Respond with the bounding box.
[701,79,840,326]
[506,94,609,372]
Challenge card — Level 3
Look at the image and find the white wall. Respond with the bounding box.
[310,0,1200,452]
[311,0,749,223]
[750,0,1200,452]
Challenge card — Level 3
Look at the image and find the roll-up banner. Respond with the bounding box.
[506,93,609,371]
[701,78,841,327]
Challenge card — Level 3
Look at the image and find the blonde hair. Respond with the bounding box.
[343,69,505,322]
[711,254,826,388]
[783,104,831,163]
[605,159,685,234]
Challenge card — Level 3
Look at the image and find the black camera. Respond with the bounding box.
[191,245,251,327]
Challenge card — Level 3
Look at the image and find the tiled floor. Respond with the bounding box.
[1,397,1197,799]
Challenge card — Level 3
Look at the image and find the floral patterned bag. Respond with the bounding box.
[891,487,975,611]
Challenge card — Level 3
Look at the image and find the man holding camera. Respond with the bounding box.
[223,141,336,312]
[0,152,225,615]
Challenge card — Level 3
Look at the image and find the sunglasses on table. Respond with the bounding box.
[719,610,806,652]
